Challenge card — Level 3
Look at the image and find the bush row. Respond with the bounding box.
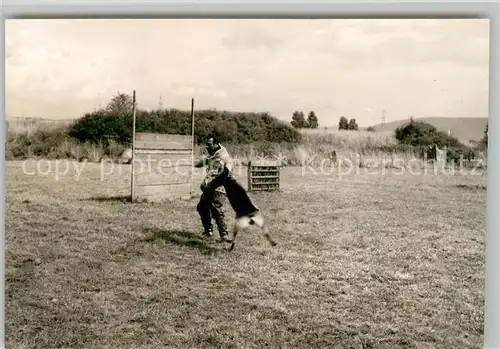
[68,108,302,146]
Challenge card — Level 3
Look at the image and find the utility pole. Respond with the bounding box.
[158,95,163,109]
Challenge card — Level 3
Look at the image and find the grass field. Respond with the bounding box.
[5,159,487,348]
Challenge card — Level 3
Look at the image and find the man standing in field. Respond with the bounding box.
[193,135,233,242]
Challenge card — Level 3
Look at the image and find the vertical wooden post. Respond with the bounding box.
[130,90,137,202]
[247,161,252,192]
[190,97,195,196]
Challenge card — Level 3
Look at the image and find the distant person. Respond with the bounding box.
[193,135,233,242]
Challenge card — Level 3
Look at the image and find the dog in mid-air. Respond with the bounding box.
[228,206,277,252]
[205,167,277,252]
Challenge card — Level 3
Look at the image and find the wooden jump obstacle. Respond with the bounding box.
[247,160,281,192]
[130,91,196,202]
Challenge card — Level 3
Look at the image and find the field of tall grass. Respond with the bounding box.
[6,117,75,135]
[5,116,487,169]
[6,117,125,163]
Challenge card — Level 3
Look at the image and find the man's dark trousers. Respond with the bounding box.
[197,189,228,236]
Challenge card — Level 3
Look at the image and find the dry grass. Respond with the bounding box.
[6,117,74,136]
[5,159,486,349]
[301,127,395,139]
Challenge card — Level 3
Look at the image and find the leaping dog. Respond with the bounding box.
[216,171,277,252]
[229,209,277,252]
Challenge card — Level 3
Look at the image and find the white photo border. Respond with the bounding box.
[1,1,498,348]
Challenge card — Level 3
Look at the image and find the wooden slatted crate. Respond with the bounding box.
[247,160,281,192]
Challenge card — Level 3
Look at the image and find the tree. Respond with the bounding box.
[394,119,460,148]
[106,92,134,115]
[348,118,358,131]
[395,119,435,146]
[338,116,349,130]
[291,111,308,128]
[307,111,319,129]
[481,122,488,148]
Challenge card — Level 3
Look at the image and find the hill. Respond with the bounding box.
[368,117,488,144]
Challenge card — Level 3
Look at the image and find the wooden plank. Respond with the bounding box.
[134,149,193,155]
[135,171,193,186]
[250,174,279,178]
[251,186,279,191]
[250,175,280,178]
[253,184,279,188]
[251,180,279,185]
[250,172,280,175]
[250,169,280,173]
[135,132,192,151]
[134,182,192,200]
[251,160,281,166]
[251,167,280,170]
[250,175,280,179]
[135,141,193,151]
[133,152,193,169]
[136,132,192,143]
[137,193,194,203]
[251,182,280,186]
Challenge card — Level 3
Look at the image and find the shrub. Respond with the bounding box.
[7,126,71,159]
[68,110,132,146]
[395,119,438,146]
[395,118,477,161]
[447,144,476,163]
[396,119,464,147]
[478,122,488,151]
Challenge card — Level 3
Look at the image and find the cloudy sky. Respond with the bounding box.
[5,18,490,127]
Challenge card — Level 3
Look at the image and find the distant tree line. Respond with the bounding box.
[289,111,361,131]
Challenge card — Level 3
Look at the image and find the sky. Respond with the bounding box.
[5,18,490,127]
